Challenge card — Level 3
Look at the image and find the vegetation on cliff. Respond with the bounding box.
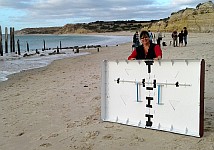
[147,1,214,32]
[16,1,214,34]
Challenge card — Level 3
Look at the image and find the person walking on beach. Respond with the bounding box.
[148,30,153,43]
[128,31,162,60]
[133,31,140,48]
[183,27,188,46]
[178,30,184,47]
[157,30,163,47]
[172,30,178,47]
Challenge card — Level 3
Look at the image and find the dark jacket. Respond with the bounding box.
[183,30,188,36]
[135,43,156,59]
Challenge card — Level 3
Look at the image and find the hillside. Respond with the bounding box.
[16,1,214,34]
[16,20,152,34]
[147,1,214,32]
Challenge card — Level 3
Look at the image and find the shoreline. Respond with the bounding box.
[1,43,124,83]
[0,33,132,82]
[1,32,214,149]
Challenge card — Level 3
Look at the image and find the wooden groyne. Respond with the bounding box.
[0,25,103,57]
[0,26,16,56]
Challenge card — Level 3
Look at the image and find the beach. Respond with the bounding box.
[0,32,214,150]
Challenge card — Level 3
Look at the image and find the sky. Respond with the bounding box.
[0,0,212,32]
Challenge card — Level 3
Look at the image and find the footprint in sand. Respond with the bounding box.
[84,131,100,140]
[40,143,52,147]
[102,134,113,140]
[17,132,25,136]
[48,133,59,138]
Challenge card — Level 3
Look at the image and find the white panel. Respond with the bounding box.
[101,59,204,137]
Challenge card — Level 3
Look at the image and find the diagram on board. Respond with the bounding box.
[101,59,204,137]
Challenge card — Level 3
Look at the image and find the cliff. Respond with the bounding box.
[16,27,62,34]
[16,1,214,34]
[16,20,151,34]
[147,1,214,32]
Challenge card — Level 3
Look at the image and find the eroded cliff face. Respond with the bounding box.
[16,27,62,34]
[147,1,214,32]
[16,1,214,34]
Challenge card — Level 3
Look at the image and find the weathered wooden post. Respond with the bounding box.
[43,40,46,51]
[60,41,62,50]
[5,27,8,53]
[0,25,3,56]
[12,27,15,52]
[57,46,59,54]
[17,39,21,55]
[26,42,29,52]
[10,27,13,53]
[76,47,79,53]
[10,27,15,53]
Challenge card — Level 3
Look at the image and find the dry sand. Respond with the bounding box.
[0,32,214,150]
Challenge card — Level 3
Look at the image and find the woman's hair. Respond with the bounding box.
[140,31,149,38]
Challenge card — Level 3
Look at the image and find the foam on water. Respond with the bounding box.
[0,34,132,82]
[0,49,89,82]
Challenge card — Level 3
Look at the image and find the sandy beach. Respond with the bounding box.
[0,32,214,150]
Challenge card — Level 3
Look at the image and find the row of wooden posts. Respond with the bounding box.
[0,26,16,56]
[0,26,56,56]
[0,25,100,57]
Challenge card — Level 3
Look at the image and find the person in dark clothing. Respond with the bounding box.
[133,31,140,48]
[128,31,162,60]
[172,30,178,47]
[183,27,188,46]
[178,30,184,47]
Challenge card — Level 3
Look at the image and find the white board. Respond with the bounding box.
[101,59,205,137]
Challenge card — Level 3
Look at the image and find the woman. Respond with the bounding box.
[128,31,162,60]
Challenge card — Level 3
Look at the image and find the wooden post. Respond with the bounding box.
[17,39,21,55]
[57,46,59,54]
[10,27,13,53]
[0,26,3,56]
[12,27,15,52]
[43,40,46,51]
[5,27,8,53]
[97,47,99,52]
[76,48,79,53]
[60,41,62,50]
[26,42,29,52]
[10,27,15,53]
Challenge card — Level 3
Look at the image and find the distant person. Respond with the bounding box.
[128,31,162,60]
[148,30,153,42]
[178,30,184,47]
[153,33,156,43]
[133,31,140,48]
[157,30,163,47]
[183,27,188,46]
[172,30,178,47]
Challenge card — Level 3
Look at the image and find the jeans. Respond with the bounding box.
[173,38,178,47]
[184,36,187,46]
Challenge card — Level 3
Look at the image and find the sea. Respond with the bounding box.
[0,34,132,82]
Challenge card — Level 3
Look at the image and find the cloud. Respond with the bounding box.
[28,0,167,21]
[170,0,210,9]
[6,1,151,25]
[0,0,210,30]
